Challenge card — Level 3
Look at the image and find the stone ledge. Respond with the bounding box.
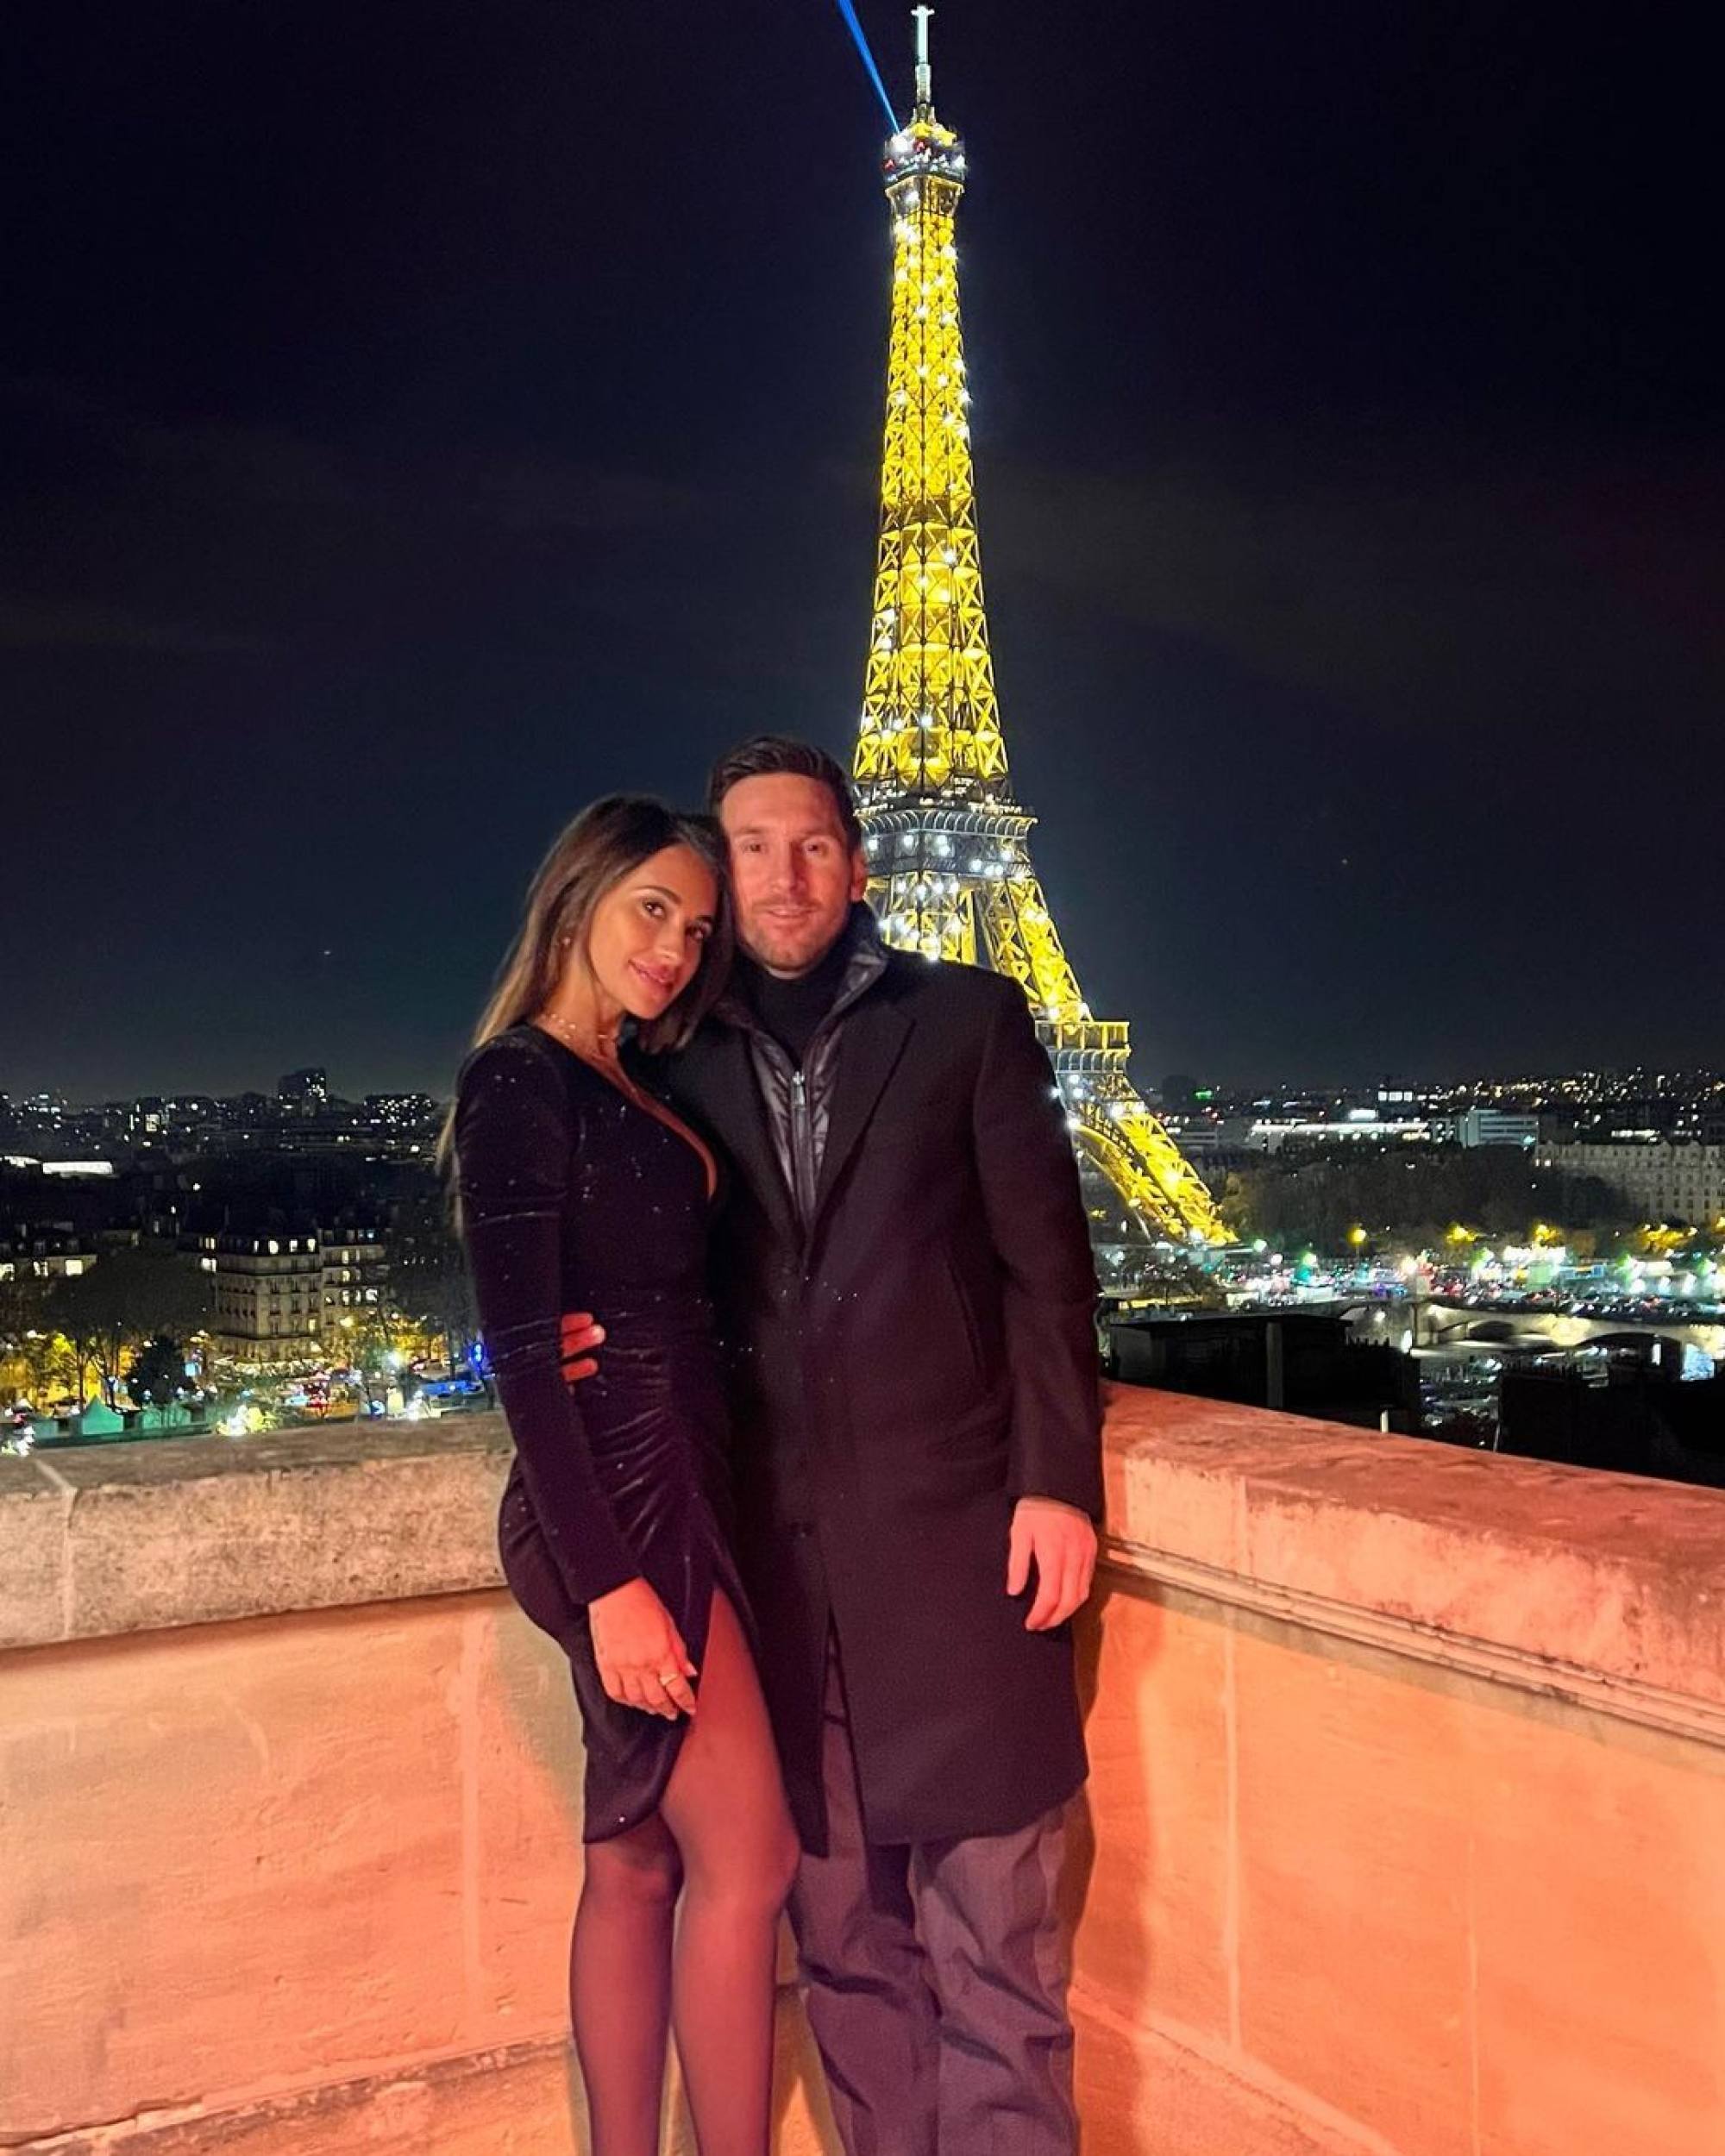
[7,1394,1724,1737]
[1,1419,513,1651]
[1102,1382,1725,1733]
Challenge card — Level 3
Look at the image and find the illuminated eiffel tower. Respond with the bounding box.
[851,10,1224,1263]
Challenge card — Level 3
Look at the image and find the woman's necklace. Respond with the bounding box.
[536,1007,618,1061]
[536,1007,656,1106]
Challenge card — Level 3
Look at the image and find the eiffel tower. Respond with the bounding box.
[850,10,1224,1269]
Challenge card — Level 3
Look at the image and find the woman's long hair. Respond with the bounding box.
[439,796,732,1177]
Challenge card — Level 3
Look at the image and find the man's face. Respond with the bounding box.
[719,773,869,979]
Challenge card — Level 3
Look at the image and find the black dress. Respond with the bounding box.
[454,1023,746,1842]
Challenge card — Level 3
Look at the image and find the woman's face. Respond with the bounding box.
[580,842,718,1024]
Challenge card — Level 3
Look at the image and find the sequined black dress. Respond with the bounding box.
[454,1024,745,1842]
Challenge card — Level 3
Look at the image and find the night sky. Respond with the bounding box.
[6,3,1719,1102]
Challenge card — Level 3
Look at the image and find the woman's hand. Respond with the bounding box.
[588,1577,699,1719]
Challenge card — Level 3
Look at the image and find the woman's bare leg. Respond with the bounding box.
[570,1812,682,2156]
[659,1590,801,2156]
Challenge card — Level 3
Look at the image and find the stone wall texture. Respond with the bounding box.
[3,1394,1722,2153]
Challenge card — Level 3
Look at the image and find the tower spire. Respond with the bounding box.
[913,5,934,109]
[851,20,1226,1263]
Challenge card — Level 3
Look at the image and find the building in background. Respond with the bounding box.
[320,1226,387,1335]
[0,1220,96,1282]
[365,1094,437,1136]
[209,1233,323,1365]
[1458,1109,1540,1149]
[277,1069,329,1113]
[1245,1112,1444,1154]
[1536,1141,1725,1227]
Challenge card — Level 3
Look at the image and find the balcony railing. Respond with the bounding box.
[4,1394,1723,2154]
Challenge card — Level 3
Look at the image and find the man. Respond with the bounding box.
[571,736,1102,2154]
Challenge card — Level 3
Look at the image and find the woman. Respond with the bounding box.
[450,797,798,2156]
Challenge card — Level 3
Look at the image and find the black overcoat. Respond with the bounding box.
[662,947,1103,1851]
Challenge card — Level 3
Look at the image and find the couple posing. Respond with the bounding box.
[453,736,1104,2156]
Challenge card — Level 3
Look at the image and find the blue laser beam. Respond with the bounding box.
[830,0,902,135]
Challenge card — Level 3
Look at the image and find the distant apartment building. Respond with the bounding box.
[1243,1112,1445,1154]
[1536,1142,1725,1226]
[128,1097,167,1141]
[365,1094,437,1133]
[277,1068,329,1112]
[205,1225,392,1365]
[1457,1109,1540,1149]
[125,1095,218,1149]
[209,1233,324,1364]
[320,1227,387,1334]
[0,1222,95,1282]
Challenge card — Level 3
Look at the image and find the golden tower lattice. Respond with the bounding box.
[853,10,1224,1255]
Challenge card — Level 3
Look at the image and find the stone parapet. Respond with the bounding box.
[4,1394,1723,2154]
[1077,1388,1725,2156]
[1099,1385,1725,1743]
[0,1418,514,1651]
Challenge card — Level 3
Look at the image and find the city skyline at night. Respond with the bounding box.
[5,3,1719,1101]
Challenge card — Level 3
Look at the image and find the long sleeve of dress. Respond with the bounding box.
[455,1033,643,1607]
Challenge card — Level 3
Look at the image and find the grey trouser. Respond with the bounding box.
[787,1633,1078,2156]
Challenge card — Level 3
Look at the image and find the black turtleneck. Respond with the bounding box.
[741,930,854,1067]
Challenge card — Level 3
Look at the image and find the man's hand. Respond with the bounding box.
[1007,1497,1098,1631]
[560,1310,605,1385]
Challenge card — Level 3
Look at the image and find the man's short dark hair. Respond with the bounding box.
[707,735,864,854]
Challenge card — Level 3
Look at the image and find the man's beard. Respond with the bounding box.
[742,916,844,978]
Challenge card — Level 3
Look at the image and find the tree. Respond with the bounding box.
[0,1265,41,1351]
[1220,1148,1637,1257]
[0,1271,51,1404]
[1216,1171,1255,1241]
[4,1328,82,1408]
[387,1192,480,1373]
[49,1248,214,1407]
[47,1276,103,1407]
[129,1334,189,1409]
[342,1299,405,1413]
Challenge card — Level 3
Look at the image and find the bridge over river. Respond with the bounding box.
[1409,1297,1725,1362]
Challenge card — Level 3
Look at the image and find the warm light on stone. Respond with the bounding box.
[4,1400,1723,2153]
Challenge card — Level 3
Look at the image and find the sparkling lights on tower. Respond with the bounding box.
[853,9,1225,1256]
